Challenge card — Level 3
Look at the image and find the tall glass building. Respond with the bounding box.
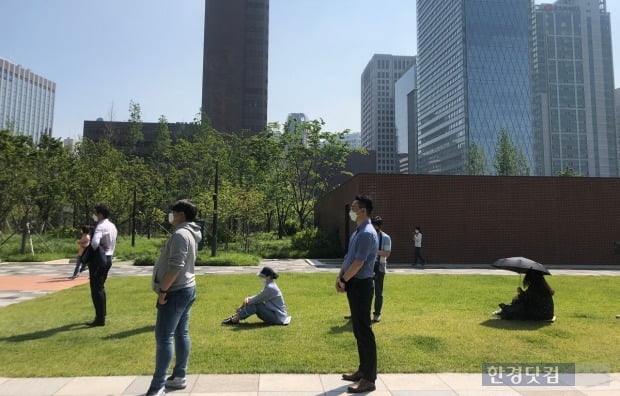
[533,0,617,177]
[416,0,534,175]
[0,57,55,143]
[395,62,417,174]
[361,54,416,173]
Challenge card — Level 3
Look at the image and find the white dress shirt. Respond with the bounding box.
[91,218,118,256]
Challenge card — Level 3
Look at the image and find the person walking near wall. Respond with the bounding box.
[413,226,426,267]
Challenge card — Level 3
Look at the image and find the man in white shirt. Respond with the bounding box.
[87,203,118,327]
[371,216,391,323]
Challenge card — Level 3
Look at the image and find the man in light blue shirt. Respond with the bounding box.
[371,215,391,323]
[336,195,378,393]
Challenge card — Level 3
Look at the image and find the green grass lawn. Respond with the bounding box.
[0,274,618,377]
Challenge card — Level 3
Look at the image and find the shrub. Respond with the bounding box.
[197,252,260,266]
[291,227,342,258]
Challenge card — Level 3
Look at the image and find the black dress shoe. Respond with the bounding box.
[342,370,364,381]
[347,378,376,393]
[221,316,238,325]
[86,320,105,327]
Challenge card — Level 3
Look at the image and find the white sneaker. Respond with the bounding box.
[492,310,502,317]
[372,314,381,322]
[165,376,186,389]
[145,386,165,396]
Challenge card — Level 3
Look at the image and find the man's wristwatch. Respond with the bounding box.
[339,276,347,284]
[159,288,169,294]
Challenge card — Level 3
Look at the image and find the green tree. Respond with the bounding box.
[493,129,530,176]
[279,119,356,229]
[68,139,127,227]
[123,100,143,156]
[558,165,581,177]
[467,142,487,175]
[0,130,36,246]
[150,114,171,160]
[31,135,72,232]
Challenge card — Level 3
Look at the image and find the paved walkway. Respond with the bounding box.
[0,259,618,395]
[1,259,619,308]
[0,372,618,395]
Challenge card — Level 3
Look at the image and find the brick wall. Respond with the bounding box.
[315,174,620,266]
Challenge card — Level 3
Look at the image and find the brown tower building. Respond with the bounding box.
[202,0,269,135]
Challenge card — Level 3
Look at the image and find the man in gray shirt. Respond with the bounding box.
[146,200,202,396]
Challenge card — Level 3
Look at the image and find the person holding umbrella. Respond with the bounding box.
[492,268,555,321]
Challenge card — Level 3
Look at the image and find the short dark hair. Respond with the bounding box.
[170,199,197,221]
[94,203,110,219]
[81,225,91,234]
[415,226,421,232]
[355,195,373,215]
[371,215,383,227]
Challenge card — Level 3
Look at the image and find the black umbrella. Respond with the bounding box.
[492,256,551,275]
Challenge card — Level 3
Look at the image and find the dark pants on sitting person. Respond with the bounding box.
[89,255,112,323]
[346,277,377,383]
[373,263,385,316]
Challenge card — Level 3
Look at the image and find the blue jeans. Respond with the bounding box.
[150,286,196,389]
[72,255,85,278]
[238,302,280,324]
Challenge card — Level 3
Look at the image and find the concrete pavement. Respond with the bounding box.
[0,372,619,395]
[0,259,618,395]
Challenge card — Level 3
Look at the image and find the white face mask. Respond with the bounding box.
[349,209,358,222]
[92,214,99,222]
[168,212,174,224]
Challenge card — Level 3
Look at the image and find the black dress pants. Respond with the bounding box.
[373,263,385,316]
[346,277,377,382]
[89,255,112,323]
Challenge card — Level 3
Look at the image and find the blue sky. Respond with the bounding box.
[1,1,619,140]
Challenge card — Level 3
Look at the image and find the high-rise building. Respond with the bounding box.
[202,0,269,135]
[286,113,308,133]
[0,57,55,143]
[342,131,362,149]
[616,88,620,154]
[395,62,417,174]
[533,0,618,177]
[416,0,534,175]
[361,54,416,174]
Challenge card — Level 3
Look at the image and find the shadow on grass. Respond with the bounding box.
[480,319,554,331]
[329,320,352,334]
[102,325,154,339]
[230,322,277,331]
[0,322,85,342]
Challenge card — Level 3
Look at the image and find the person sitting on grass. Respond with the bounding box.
[221,266,291,326]
[493,269,555,321]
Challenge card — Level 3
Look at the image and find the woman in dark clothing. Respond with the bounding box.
[493,269,555,321]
